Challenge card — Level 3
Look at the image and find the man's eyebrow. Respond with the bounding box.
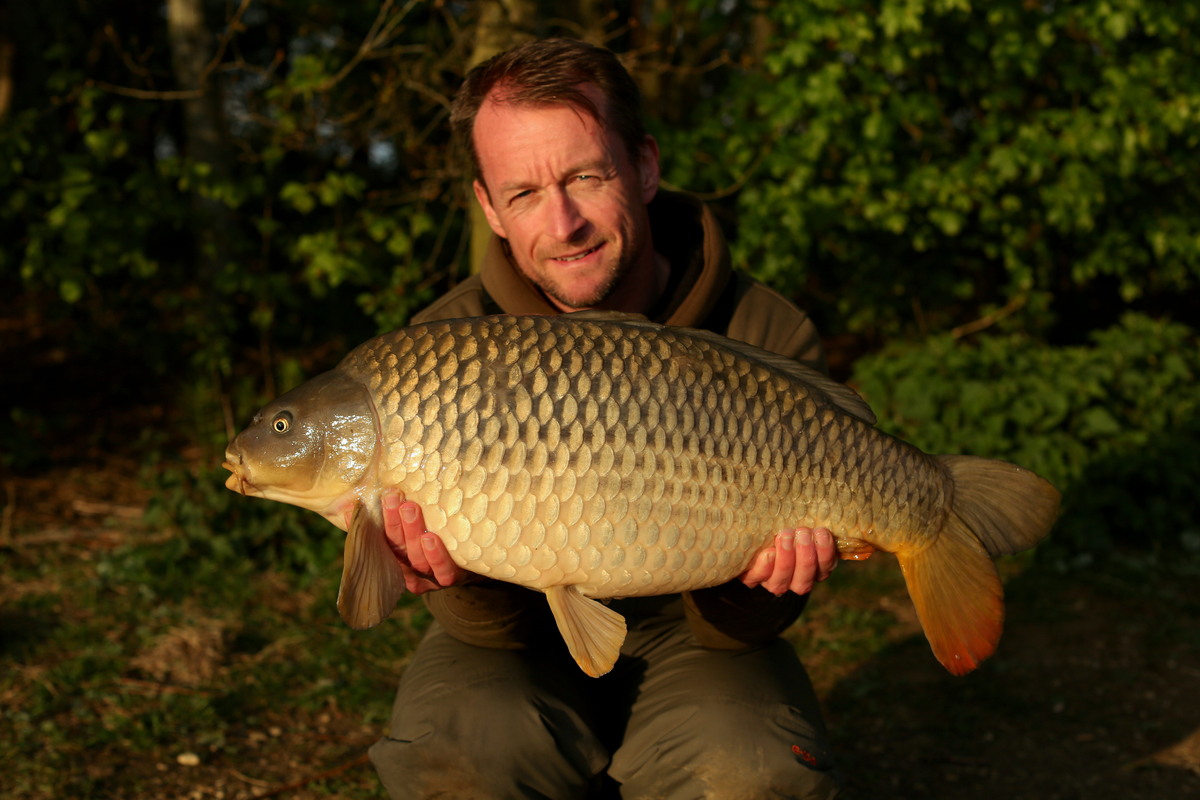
[565,158,611,175]
[497,159,614,195]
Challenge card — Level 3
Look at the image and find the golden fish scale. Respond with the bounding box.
[345,315,949,597]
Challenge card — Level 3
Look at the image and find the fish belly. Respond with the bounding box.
[345,314,945,598]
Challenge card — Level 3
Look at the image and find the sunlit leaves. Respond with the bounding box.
[852,312,1200,502]
[660,0,1200,339]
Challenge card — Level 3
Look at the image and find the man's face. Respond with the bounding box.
[472,84,661,312]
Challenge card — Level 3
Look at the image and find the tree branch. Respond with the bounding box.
[313,0,423,92]
[951,294,1028,339]
[87,0,253,101]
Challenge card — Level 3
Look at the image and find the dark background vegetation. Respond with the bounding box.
[2,1,1198,797]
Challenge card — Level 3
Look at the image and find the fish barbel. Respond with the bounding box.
[223,312,1059,677]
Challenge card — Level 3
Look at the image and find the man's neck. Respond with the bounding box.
[587,251,670,317]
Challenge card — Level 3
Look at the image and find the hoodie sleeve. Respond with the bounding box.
[724,277,828,374]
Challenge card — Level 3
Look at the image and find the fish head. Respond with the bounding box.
[223,369,378,525]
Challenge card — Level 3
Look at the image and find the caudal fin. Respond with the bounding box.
[936,455,1061,557]
[897,456,1060,675]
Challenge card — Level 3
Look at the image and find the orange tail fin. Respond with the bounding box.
[898,456,1060,675]
[895,516,1004,675]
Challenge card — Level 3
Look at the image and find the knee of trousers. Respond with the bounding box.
[611,700,840,800]
[369,679,609,800]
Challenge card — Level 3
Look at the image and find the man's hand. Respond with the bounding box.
[380,490,470,594]
[739,528,840,596]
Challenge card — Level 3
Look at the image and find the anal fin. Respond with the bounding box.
[835,537,876,561]
[337,500,407,629]
[544,586,627,678]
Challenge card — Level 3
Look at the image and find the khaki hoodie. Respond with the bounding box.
[410,190,826,650]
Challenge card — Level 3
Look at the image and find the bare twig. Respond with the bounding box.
[83,82,203,100]
[229,769,275,789]
[71,498,144,518]
[102,23,156,82]
[88,0,254,101]
[1,482,14,545]
[660,137,775,202]
[8,528,126,547]
[312,0,423,92]
[118,677,217,697]
[951,294,1028,339]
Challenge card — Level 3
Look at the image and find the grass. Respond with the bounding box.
[1,462,431,799]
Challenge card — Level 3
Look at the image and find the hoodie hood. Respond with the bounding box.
[478,190,733,327]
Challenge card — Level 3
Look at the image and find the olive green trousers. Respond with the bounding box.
[369,596,841,799]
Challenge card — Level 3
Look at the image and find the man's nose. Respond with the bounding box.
[547,189,587,241]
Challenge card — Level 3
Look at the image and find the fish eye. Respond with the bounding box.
[271,412,293,434]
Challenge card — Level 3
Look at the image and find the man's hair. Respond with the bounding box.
[450,38,647,182]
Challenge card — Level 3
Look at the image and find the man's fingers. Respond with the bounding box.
[422,533,463,587]
[381,491,406,554]
[789,528,818,596]
[764,531,797,596]
[739,545,776,588]
[814,528,838,581]
[741,527,841,597]
[376,494,471,594]
[399,501,431,573]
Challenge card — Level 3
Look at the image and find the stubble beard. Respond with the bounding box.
[541,262,625,310]
[538,226,648,311]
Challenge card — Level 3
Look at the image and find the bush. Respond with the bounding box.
[659,0,1200,340]
[850,313,1200,560]
[100,457,342,605]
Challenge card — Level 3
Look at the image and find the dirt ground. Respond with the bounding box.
[817,558,1200,799]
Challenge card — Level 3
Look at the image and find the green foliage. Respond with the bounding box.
[1,0,469,465]
[121,457,343,591]
[7,1,1194,455]
[658,0,1200,339]
[851,314,1200,560]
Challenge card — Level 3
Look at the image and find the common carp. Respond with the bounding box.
[223,312,1060,677]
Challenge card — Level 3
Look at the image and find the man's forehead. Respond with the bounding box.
[476,99,611,166]
[479,81,607,129]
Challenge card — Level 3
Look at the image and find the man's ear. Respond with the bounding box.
[637,135,661,204]
[473,179,507,238]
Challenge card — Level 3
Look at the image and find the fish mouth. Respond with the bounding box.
[222,452,249,495]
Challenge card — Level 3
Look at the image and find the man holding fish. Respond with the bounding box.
[369,37,844,799]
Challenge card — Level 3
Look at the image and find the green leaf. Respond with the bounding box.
[280,182,316,214]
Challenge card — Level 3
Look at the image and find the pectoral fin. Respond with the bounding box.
[337,501,407,629]
[544,586,627,678]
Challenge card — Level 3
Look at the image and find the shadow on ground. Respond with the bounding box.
[823,561,1200,800]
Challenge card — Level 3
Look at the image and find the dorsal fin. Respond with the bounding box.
[698,331,877,424]
[559,309,652,324]
[554,312,877,426]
